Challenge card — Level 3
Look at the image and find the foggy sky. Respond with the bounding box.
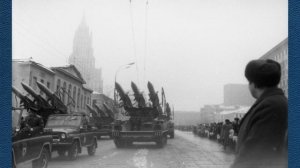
[12,0,288,111]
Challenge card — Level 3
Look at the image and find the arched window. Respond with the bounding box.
[81,95,83,109]
[32,76,38,90]
[77,88,81,108]
[62,82,66,104]
[68,84,72,105]
[84,96,86,109]
[73,86,76,108]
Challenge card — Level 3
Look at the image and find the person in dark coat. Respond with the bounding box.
[231,59,287,168]
[221,119,233,150]
[20,109,44,136]
[232,118,240,136]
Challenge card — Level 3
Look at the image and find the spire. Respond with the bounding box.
[68,14,103,93]
[81,12,86,26]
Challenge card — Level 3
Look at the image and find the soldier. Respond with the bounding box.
[20,109,44,136]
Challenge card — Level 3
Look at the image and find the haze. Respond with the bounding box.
[12,0,287,111]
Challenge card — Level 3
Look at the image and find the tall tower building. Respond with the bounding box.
[69,16,103,93]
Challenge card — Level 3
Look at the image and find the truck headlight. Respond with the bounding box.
[61,133,66,139]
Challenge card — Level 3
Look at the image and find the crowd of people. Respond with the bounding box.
[177,59,288,168]
[192,118,240,150]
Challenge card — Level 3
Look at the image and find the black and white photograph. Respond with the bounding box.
[11,0,288,168]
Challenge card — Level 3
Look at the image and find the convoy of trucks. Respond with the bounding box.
[12,80,174,167]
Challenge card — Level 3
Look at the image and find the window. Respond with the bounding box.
[47,82,50,88]
[32,76,37,90]
[68,84,72,105]
[56,79,61,92]
[29,72,32,86]
[84,96,86,109]
[73,86,77,108]
[81,95,83,109]
[62,82,66,104]
[77,88,80,108]
[40,79,44,95]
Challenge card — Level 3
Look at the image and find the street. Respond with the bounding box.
[48,130,235,168]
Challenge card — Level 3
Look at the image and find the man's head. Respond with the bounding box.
[245,59,281,98]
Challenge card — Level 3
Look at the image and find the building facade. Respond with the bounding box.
[12,59,93,114]
[199,105,219,124]
[51,65,92,113]
[68,17,103,94]
[260,38,288,97]
[12,59,55,107]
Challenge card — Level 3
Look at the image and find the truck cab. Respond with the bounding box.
[45,113,98,160]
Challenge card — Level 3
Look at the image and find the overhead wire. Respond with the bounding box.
[13,18,68,62]
[144,0,149,90]
[129,0,140,87]
[14,10,70,64]
[13,20,66,61]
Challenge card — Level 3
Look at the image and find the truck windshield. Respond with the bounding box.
[46,115,81,127]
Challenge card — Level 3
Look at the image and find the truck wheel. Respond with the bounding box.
[32,148,49,168]
[87,139,97,156]
[68,141,79,160]
[57,150,66,157]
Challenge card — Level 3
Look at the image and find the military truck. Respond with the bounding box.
[12,107,52,168]
[44,113,98,160]
[92,103,114,139]
[13,82,98,161]
[111,81,169,148]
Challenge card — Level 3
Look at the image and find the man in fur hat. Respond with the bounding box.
[231,59,287,168]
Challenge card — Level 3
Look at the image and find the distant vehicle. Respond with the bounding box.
[12,108,52,168]
[92,103,114,139]
[165,102,175,139]
[91,123,112,139]
[45,113,98,160]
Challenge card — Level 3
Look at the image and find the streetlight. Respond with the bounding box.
[114,62,135,103]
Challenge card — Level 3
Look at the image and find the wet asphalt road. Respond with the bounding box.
[46,130,235,168]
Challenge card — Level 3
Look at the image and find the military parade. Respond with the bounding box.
[11,57,288,168]
[7,0,289,168]
[12,77,175,167]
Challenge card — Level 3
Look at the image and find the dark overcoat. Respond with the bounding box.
[231,88,287,168]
